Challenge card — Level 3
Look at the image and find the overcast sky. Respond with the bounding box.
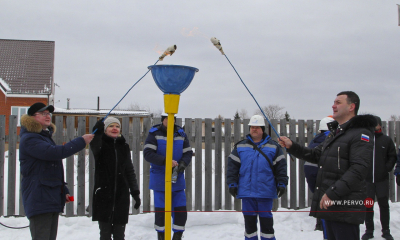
[2,1,400,120]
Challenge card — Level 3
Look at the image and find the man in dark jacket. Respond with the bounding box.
[278,91,375,240]
[19,102,94,240]
[361,116,396,240]
[143,114,192,240]
[227,114,288,240]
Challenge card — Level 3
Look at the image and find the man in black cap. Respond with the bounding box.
[19,102,94,240]
[361,116,396,240]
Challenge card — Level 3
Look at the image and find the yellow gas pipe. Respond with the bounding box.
[163,93,180,240]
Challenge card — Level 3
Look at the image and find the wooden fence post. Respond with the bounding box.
[142,117,151,213]
[224,119,232,210]
[131,117,141,215]
[65,116,75,216]
[388,121,396,202]
[233,118,241,211]
[204,118,212,211]
[184,118,193,210]
[298,120,306,209]
[76,117,86,216]
[289,119,297,209]
[306,119,314,207]
[88,117,97,217]
[7,115,17,216]
[194,118,203,211]
[280,119,288,208]
[214,118,222,210]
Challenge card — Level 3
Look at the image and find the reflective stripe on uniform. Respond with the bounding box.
[155,135,185,141]
[229,154,241,163]
[260,232,275,238]
[182,147,192,153]
[245,230,258,238]
[273,155,285,165]
[172,224,185,231]
[262,143,277,150]
[144,144,157,150]
[154,224,165,231]
[237,143,254,149]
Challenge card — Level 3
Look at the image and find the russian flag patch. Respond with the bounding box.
[361,134,370,142]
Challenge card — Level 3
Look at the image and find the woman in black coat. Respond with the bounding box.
[90,117,141,240]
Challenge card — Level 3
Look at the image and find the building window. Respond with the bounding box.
[11,106,29,126]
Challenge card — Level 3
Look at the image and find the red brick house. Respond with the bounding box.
[0,39,55,135]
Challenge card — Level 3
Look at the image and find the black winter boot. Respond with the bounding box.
[361,230,374,240]
[157,232,164,240]
[314,218,323,231]
[382,230,394,240]
[172,231,183,240]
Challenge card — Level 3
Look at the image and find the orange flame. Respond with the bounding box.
[153,44,165,55]
[181,27,208,39]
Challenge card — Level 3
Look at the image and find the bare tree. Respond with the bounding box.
[254,104,285,120]
[216,114,224,120]
[239,108,249,120]
[234,110,240,119]
[389,115,400,122]
[127,102,162,117]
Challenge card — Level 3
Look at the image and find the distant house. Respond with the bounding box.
[0,39,55,135]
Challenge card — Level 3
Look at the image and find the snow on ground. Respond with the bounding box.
[1,202,400,239]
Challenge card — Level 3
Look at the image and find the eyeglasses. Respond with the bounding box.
[34,112,52,117]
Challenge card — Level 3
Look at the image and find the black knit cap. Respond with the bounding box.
[28,102,54,116]
[374,116,382,126]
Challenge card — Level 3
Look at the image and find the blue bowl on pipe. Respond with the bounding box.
[148,65,199,94]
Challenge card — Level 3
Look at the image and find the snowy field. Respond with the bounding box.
[2,150,400,239]
[1,202,400,239]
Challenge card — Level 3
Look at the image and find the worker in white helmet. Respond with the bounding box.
[227,115,288,240]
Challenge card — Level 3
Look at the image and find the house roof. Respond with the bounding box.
[0,39,55,95]
[53,107,150,117]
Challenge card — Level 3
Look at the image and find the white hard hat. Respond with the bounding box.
[249,115,265,127]
[319,116,334,131]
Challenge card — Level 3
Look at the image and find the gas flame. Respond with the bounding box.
[181,27,208,39]
[155,45,177,61]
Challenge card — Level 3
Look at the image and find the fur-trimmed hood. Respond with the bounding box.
[20,114,56,134]
[328,114,377,132]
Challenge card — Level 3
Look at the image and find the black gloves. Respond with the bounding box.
[277,183,286,198]
[229,187,237,198]
[396,175,400,186]
[228,183,238,198]
[177,161,187,173]
[133,195,141,210]
[93,118,105,133]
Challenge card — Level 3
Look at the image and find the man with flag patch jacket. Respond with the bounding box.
[143,114,192,240]
[361,116,396,240]
[278,91,376,240]
[227,115,288,240]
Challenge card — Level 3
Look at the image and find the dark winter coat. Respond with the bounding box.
[143,124,192,192]
[288,114,376,225]
[394,147,400,176]
[227,134,288,199]
[90,130,140,225]
[19,114,87,219]
[365,131,397,198]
